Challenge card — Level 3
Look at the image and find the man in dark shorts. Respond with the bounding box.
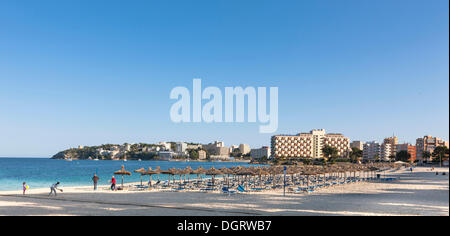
[110,176,116,190]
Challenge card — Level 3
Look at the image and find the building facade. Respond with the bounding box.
[396,143,416,162]
[271,129,350,159]
[175,142,187,153]
[363,142,392,161]
[416,136,449,162]
[239,144,251,155]
[250,146,271,159]
[198,150,207,160]
[350,141,364,150]
[204,141,230,157]
[383,136,398,157]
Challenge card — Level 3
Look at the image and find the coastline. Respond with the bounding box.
[1,167,448,216]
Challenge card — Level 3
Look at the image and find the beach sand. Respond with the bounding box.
[0,166,448,216]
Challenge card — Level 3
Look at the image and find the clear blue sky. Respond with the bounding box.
[0,0,448,157]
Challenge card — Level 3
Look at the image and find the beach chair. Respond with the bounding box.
[237,185,247,193]
[200,188,215,192]
[222,187,236,195]
[250,187,265,192]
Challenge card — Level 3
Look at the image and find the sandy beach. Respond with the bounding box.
[0,166,448,216]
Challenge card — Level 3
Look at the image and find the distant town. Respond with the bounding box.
[52,129,449,166]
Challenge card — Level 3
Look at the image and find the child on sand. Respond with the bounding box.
[23,182,28,195]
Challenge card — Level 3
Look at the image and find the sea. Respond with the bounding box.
[0,158,264,191]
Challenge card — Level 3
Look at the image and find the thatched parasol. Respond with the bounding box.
[205,167,223,186]
[183,166,194,183]
[219,167,234,187]
[134,168,147,185]
[114,165,131,188]
[146,167,161,187]
[193,166,206,183]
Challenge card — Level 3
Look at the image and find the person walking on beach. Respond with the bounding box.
[48,182,63,196]
[110,176,116,191]
[92,174,99,191]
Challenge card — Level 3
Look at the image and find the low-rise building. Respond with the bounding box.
[158,151,174,160]
[198,150,207,160]
[158,142,171,151]
[204,141,230,156]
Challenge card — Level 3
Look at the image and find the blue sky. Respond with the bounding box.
[0,0,448,157]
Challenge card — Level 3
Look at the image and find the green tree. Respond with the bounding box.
[432,146,449,167]
[322,145,338,162]
[422,151,432,163]
[349,147,363,163]
[396,150,411,162]
[187,149,199,160]
[373,154,380,162]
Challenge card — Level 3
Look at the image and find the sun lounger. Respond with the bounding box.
[250,187,265,191]
[237,185,247,192]
[200,188,216,192]
[222,187,236,194]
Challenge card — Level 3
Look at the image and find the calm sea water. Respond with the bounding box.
[0,158,264,191]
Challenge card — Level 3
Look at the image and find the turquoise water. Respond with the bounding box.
[0,158,263,191]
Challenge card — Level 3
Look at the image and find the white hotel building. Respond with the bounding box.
[362,141,392,161]
[271,129,350,159]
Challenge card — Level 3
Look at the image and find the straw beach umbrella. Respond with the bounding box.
[234,168,254,188]
[193,166,206,184]
[134,168,147,185]
[219,167,234,187]
[205,167,223,186]
[114,165,131,189]
[160,168,175,185]
[183,166,194,183]
[146,167,160,187]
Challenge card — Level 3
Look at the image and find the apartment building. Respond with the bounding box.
[383,136,398,157]
[175,142,187,153]
[363,142,392,161]
[271,129,350,159]
[239,144,251,155]
[396,143,416,162]
[250,146,271,159]
[350,141,364,150]
[416,136,449,162]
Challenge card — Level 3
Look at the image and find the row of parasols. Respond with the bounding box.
[112,162,408,189]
